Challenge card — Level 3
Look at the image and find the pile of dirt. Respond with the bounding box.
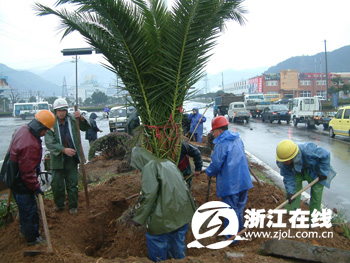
[1,156,349,263]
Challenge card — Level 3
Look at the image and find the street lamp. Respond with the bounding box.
[61,48,97,107]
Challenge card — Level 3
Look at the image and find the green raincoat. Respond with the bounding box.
[45,114,91,168]
[131,147,196,235]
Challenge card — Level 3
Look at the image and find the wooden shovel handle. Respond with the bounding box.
[38,194,53,253]
[6,190,11,213]
[228,177,320,241]
[74,105,90,213]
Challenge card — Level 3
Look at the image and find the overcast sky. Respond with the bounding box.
[0,0,349,75]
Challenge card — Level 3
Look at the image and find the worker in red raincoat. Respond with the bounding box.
[1,110,55,245]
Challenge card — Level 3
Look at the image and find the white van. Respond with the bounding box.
[108,106,129,132]
[227,102,250,123]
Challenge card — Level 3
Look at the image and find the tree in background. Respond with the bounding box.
[329,76,350,97]
[9,88,19,104]
[35,0,246,162]
[91,91,108,105]
[28,96,37,102]
[45,96,58,105]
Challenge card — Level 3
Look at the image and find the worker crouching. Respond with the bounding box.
[130,147,196,262]
[276,139,337,219]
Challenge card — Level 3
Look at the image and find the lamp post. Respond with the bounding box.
[324,40,329,101]
[61,48,96,106]
[61,47,98,214]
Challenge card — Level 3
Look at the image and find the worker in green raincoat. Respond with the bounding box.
[45,98,90,215]
[131,147,196,262]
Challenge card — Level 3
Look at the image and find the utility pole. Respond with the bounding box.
[221,72,224,92]
[324,40,329,101]
[62,77,68,98]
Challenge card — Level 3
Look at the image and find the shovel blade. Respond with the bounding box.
[2,212,14,226]
[23,250,47,257]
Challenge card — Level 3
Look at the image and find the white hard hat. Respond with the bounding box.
[53,98,69,110]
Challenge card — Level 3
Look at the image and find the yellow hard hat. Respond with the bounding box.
[35,110,55,132]
[276,139,299,162]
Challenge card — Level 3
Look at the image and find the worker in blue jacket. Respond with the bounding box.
[205,116,253,240]
[188,107,206,143]
[276,139,336,216]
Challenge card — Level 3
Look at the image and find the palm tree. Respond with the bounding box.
[34,0,246,162]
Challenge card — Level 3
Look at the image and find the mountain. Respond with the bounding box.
[39,60,117,88]
[265,45,350,74]
[0,63,60,97]
[2,45,349,98]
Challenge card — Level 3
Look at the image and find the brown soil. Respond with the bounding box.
[1,154,349,263]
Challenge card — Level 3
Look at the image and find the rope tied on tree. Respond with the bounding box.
[143,107,183,143]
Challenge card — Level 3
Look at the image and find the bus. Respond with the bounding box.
[13,102,50,119]
[244,93,265,103]
[264,93,281,102]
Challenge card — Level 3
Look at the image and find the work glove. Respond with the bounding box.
[317,174,327,181]
[131,219,141,227]
[34,189,44,197]
[287,193,294,204]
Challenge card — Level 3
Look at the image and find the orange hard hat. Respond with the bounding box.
[211,116,229,131]
[35,110,55,132]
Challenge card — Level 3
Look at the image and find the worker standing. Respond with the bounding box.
[276,139,336,218]
[45,98,91,215]
[85,113,102,145]
[188,107,206,143]
[178,140,203,189]
[130,147,196,262]
[205,116,253,242]
[1,110,55,245]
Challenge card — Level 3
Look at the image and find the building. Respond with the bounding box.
[0,76,11,98]
[225,70,350,99]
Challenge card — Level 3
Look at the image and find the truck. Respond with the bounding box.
[244,93,270,118]
[213,94,244,117]
[227,101,250,123]
[291,97,336,129]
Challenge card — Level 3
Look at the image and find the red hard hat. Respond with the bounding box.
[211,116,229,131]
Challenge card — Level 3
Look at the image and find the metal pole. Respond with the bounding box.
[75,55,78,106]
[324,40,329,101]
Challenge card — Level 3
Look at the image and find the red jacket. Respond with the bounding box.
[10,126,41,193]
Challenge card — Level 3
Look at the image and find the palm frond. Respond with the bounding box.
[34,0,247,160]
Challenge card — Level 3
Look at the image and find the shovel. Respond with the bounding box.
[111,193,140,206]
[248,166,263,186]
[227,177,320,241]
[2,190,13,225]
[74,105,90,214]
[206,177,212,202]
[24,194,53,257]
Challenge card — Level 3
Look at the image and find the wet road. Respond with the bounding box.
[1,104,349,220]
[229,115,350,221]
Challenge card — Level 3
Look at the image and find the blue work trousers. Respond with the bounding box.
[13,191,40,243]
[146,224,189,262]
[222,190,248,240]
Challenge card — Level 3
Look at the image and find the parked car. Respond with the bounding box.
[329,105,350,138]
[261,105,291,124]
[68,107,88,116]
